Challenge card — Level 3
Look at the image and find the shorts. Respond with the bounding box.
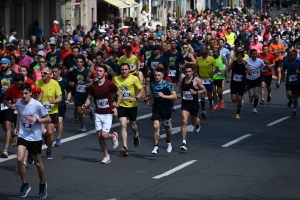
[49,113,59,124]
[170,76,179,84]
[275,60,283,69]
[118,106,138,121]
[0,109,15,124]
[75,96,87,107]
[246,77,261,90]
[142,67,150,79]
[95,113,113,132]
[214,79,223,88]
[181,102,200,117]
[17,137,42,156]
[230,83,245,96]
[58,105,67,118]
[261,74,272,86]
[152,110,172,127]
[286,84,300,96]
[203,82,214,93]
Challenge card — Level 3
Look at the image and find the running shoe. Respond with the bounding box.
[37,182,47,199]
[201,111,207,119]
[260,99,265,105]
[210,105,214,113]
[101,156,111,164]
[213,105,218,111]
[292,110,297,116]
[235,114,241,120]
[1,149,8,158]
[46,150,52,160]
[151,146,159,154]
[276,82,280,88]
[253,108,258,114]
[166,142,172,153]
[287,99,293,107]
[11,136,17,146]
[195,118,201,132]
[180,143,188,151]
[89,107,94,121]
[78,125,86,132]
[112,132,119,149]
[120,146,129,156]
[54,139,61,146]
[220,100,225,108]
[28,153,34,164]
[272,75,277,80]
[144,95,149,102]
[19,183,31,198]
[133,134,140,147]
[249,97,253,103]
[267,95,271,103]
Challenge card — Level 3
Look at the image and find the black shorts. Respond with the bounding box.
[286,84,300,96]
[214,79,223,88]
[261,74,272,86]
[49,113,59,124]
[0,109,15,124]
[170,76,179,84]
[152,110,172,127]
[275,60,283,69]
[17,137,42,156]
[181,101,200,117]
[117,106,138,121]
[143,67,150,79]
[58,105,67,118]
[246,77,261,90]
[230,83,245,96]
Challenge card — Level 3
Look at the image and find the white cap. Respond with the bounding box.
[253,22,258,25]
[99,29,106,33]
[37,51,45,57]
[53,20,59,24]
[196,21,201,24]
[104,36,109,40]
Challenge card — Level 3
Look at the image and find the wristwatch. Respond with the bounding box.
[36,118,39,123]
[135,96,139,101]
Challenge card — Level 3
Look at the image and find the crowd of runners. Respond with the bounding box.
[0,6,300,199]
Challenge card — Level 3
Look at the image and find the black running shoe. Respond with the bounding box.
[276,82,280,88]
[293,110,297,116]
[287,100,293,107]
[201,111,207,119]
[267,95,271,103]
[180,143,188,151]
[260,99,264,105]
[133,135,140,147]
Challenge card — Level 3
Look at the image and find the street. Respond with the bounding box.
[0,79,300,200]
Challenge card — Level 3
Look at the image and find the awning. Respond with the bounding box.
[104,0,130,8]
[125,0,139,7]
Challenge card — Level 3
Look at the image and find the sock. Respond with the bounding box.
[254,98,259,108]
[182,140,186,144]
[200,98,205,111]
[133,132,139,138]
[22,182,28,186]
[236,110,240,114]
[4,148,8,151]
[155,144,158,146]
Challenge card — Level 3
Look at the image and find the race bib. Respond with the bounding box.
[22,119,32,132]
[162,118,171,126]
[76,84,86,93]
[289,75,298,82]
[252,70,259,76]
[182,91,193,100]
[94,77,98,82]
[96,98,109,109]
[168,70,176,77]
[202,78,210,84]
[233,74,243,82]
[0,100,10,111]
[121,91,131,99]
[129,64,134,70]
[43,102,52,112]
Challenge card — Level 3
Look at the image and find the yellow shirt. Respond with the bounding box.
[113,74,142,108]
[35,79,62,114]
[196,56,218,81]
[225,32,236,46]
[117,55,140,75]
[232,54,249,61]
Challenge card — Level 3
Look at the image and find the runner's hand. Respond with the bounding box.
[296,69,300,74]
[10,104,16,110]
[129,97,137,102]
[226,78,230,83]
[82,104,87,109]
[157,92,165,98]
[112,108,118,116]
[14,129,19,136]
[25,116,36,123]
[177,94,182,99]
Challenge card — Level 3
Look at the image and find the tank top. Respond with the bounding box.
[213,55,225,80]
[183,53,192,63]
[231,60,246,84]
[181,76,198,105]
[225,32,235,46]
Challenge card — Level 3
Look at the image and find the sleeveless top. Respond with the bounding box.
[213,55,226,80]
[181,76,198,105]
[183,53,192,63]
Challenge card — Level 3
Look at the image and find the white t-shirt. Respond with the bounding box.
[9,35,16,42]
[246,58,266,80]
[16,99,48,141]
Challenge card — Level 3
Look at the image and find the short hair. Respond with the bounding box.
[97,65,108,72]
[155,67,164,73]
[14,73,25,82]
[20,82,31,92]
[10,28,17,33]
[250,49,257,55]
[52,64,61,71]
[290,49,297,54]
[72,46,80,52]
[148,37,154,41]
[120,63,130,69]
[200,47,209,52]
[236,51,244,58]
[76,55,85,61]
[43,66,52,73]
[30,43,38,49]
[218,38,225,43]
[95,52,104,58]
[184,64,194,71]
[85,36,92,41]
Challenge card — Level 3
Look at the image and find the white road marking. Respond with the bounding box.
[266,116,290,126]
[221,134,252,147]
[160,125,194,139]
[152,160,197,179]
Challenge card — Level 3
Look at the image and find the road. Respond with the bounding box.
[0,79,300,200]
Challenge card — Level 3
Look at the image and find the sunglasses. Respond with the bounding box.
[183,47,188,49]
[39,61,46,63]
[41,72,50,75]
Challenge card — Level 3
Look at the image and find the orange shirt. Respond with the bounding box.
[60,49,72,63]
[268,42,285,61]
[258,53,275,76]
[4,84,41,104]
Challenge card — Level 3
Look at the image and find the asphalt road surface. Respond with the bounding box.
[0,79,299,200]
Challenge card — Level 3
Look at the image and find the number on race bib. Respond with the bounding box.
[182,91,193,100]
[252,70,259,76]
[43,103,52,112]
[94,78,98,82]
[202,78,210,84]
[289,75,298,82]
[0,100,10,111]
[233,74,243,82]
[121,91,131,99]
[22,119,32,132]
[168,70,176,77]
[96,99,109,109]
[76,84,87,93]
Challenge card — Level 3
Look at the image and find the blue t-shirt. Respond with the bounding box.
[283,60,300,85]
[150,80,174,114]
[220,48,231,61]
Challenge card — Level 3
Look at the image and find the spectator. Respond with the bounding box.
[52,20,59,36]
[34,21,43,44]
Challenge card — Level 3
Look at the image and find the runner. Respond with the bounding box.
[82,65,122,163]
[146,45,168,82]
[177,65,206,150]
[15,82,50,198]
[258,45,275,105]
[148,67,177,154]
[226,51,252,119]
[52,64,71,146]
[113,63,145,156]
[35,65,62,159]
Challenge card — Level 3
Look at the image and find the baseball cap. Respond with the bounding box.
[37,51,45,57]
[128,35,134,39]
[53,20,59,24]
[125,46,132,52]
[50,40,56,45]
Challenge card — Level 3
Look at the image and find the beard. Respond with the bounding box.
[2,66,8,72]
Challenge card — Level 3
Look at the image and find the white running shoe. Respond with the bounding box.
[101,156,111,164]
[166,142,172,153]
[194,118,201,132]
[180,143,188,151]
[253,108,258,114]
[151,146,159,154]
[112,132,119,149]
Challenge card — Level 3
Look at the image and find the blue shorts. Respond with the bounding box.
[75,96,87,107]
[203,82,214,93]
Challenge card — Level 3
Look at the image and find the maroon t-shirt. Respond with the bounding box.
[89,80,118,114]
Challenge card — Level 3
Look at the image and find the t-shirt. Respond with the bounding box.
[225,32,236,46]
[147,55,168,81]
[0,71,17,105]
[25,78,34,85]
[5,84,41,104]
[82,43,95,53]
[196,56,218,82]
[283,60,300,85]
[35,79,62,114]
[163,50,184,78]
[117,55,140,75]
[46,50,61,66]
[113,74,143,108]
[220,48,231,61]
[89,80,118,114]
[246,58,266,80]
[68,68,89,99]
[268,42,285,61]
[56,78,70,107]
[150,80,174,114]
[16,98,48,141]
[140,46,153,68]
[258,53,275,76]
[249,42,263,52]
